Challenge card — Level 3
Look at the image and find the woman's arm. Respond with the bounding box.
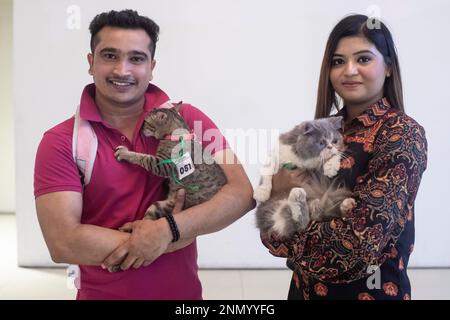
[262,114,427,283]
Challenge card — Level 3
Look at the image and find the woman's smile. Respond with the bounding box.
[341,81,363,89]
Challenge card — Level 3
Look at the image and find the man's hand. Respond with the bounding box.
[164,189,196,254]
[102,189,187,271]
[106,218,172,271]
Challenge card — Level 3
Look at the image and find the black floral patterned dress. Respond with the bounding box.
[262,98,428,300]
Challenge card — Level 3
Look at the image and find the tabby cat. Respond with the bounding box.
[115,103,227,220]
[253,117,355,238]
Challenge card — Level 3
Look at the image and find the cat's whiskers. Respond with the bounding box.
[337,151,351,160]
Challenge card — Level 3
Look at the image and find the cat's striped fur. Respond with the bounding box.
[115,103,227,220]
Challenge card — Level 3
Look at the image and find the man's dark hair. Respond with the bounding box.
[89,9,160,58]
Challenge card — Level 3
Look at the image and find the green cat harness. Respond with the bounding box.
[282,163,298,170]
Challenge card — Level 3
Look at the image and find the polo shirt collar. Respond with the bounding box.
[79,83,170,122]
[336,97,391,127]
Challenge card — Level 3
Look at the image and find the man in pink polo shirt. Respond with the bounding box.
[34,9,254,300]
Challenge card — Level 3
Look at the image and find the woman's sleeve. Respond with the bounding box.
[260,232,291,258]
[262,114,427,283]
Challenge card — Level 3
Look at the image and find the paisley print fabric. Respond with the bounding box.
[261,98,427,300]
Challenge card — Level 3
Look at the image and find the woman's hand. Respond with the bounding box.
[271,168,307,196]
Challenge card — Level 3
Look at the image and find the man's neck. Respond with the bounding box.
[95,96,146,142]
[96,97,144,129]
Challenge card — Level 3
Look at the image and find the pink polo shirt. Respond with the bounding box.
[34,83,228,300]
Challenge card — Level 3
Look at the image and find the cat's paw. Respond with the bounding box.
[288,187,307,204]
[114,145,129,161]
[254,187,271,202]
[323,155,341,178]
[288,188,310,230]
[340,198,356,215]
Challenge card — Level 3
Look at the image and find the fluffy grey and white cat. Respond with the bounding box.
[254,116,355,238]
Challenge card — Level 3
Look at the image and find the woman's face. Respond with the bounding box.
[330,36,390,108]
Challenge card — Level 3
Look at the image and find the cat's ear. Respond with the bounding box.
[172,101,183,114]
[298,121,314,135]
[154,111,168,122]
[329,116,344,130]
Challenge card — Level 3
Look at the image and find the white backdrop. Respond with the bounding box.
[14,0,450,268]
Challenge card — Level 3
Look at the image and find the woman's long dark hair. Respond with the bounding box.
[315,14,404,119]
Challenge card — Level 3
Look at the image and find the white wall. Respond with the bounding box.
[14,0,450,267]
[0,0,15,213]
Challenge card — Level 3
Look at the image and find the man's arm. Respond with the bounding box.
[103,148,256,270]
[35,191,130,265]
[174,149,255,236]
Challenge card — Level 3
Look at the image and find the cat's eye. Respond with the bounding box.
[319,140,325,146]
[332,138,338,144]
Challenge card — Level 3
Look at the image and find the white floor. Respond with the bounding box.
[1,213,449,300]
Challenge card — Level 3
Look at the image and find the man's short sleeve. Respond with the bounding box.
[34,119,83,198]
[180,104,229,155]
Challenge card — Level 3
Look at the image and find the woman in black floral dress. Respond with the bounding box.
[262,14,427,300]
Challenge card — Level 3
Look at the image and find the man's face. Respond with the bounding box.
[87,26,156,109]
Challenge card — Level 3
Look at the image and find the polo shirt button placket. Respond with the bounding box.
[121,136,126,142]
